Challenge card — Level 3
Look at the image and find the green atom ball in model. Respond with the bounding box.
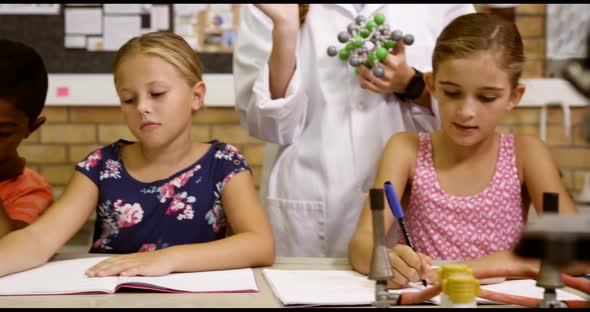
[326,13,415,78]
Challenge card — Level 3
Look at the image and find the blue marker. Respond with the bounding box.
[384,181,427,287]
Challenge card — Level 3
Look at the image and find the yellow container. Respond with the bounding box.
[437,264,473,307]
[444,273,480,307]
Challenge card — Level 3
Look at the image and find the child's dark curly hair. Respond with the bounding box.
[0,39,48,124]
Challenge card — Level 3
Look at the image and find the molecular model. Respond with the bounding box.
[327,13,415,78]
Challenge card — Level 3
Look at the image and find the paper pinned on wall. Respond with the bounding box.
[222,30,237,49]
[209,4,232,12]
[56,87,70,97]
[64,7,102,35]
[182,37,198,50]
[103,15,141,51]
[103,4,143,15]
[173,4,207,16]
[86,37,104,51]
[0,4,60,15]
[65,35,86,49]
[209,11,233,30]
[175,23,194,36]
[151,5,170,31]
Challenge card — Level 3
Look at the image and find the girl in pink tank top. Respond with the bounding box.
[349,13,578,289]
[402,132,524,261]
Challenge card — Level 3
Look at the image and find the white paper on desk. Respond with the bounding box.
[479,279,583,303]
[65,7,102,35]
[0,257,259,295]
[263,269,586,307]
[117,269,258,293]
[393,279,584,305]
[0,257,117,295]
[103,15,141,51]
[263,269,375,306]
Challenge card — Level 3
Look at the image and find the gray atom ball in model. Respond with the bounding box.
[326,12,415,78]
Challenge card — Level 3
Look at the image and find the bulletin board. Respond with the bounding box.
[0,4,235,74]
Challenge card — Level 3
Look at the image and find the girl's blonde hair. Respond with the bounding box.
[113,31,203,87]
[432,13,524,88]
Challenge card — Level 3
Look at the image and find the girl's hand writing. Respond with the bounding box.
[386,244,432,289]
[85,251,173,277]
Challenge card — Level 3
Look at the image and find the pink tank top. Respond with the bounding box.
[400,132,525,261]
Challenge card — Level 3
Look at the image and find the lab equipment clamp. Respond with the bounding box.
[368,188,400,307]
[326,13,415,78]
[513,192,590,308]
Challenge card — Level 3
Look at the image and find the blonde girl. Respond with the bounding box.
[0,32,274,278]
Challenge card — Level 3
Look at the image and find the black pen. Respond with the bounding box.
[384,181,427,287]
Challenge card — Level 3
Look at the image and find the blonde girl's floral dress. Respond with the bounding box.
[75,139,250,254]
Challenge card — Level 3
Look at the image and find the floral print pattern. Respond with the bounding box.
[78,150,102,171]
[166,191,196,221]
[157,164,201,204]
[76,140,250,253]
[215,144,245,163]
[138,243,157,252]
[113,199,144,228]
[206,182,226,233]
[205,168,246,233]
[92,199,145,250]
[99,159,122,181]
[92,200,117,251]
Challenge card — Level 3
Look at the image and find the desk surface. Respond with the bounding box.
[0,254,353,308]
[0,253,586,308]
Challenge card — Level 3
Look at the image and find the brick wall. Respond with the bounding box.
[16,5,590,247]
[20,105,590,198]
[478,4,590,195]
[498,107,590,195]
[19,107,266,196]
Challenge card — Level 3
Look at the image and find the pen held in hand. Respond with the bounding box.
[384,181,427,287]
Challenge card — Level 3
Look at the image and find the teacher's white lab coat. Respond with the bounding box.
[233,4,475,257]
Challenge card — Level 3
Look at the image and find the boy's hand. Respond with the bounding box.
[358,41,415,95]
[386,244,432,289]
[85,250,173,277]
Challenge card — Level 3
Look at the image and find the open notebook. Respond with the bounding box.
[0,257,258,295]
[262,269,585,307]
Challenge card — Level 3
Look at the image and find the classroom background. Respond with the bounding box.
[10,4,590,249]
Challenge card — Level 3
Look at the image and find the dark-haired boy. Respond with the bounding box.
[0,39,53,238]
